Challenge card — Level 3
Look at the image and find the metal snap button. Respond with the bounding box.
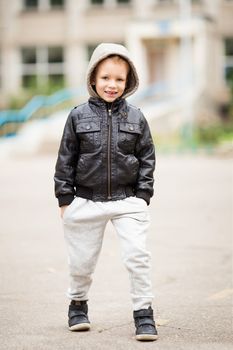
[86,124,91,130]
[129,125,134,131]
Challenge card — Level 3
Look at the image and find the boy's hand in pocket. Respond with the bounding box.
[60,205,68,218]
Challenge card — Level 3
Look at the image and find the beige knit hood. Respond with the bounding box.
[86,43,139,99]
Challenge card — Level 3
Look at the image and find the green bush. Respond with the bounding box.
[7,78,65,110]
[194,124,233,145]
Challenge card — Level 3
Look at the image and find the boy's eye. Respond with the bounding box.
[102,76,108,80]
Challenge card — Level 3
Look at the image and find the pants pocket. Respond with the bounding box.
[62,198,77,220]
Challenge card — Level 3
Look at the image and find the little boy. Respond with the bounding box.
[54,43,158,341]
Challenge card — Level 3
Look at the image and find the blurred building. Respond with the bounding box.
[0,0,233,120]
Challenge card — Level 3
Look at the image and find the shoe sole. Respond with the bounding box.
[136,334,158,341]
[69,323,91,331]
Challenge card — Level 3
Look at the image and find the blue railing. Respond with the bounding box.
[0,79,192,138]
[0,88,87,137]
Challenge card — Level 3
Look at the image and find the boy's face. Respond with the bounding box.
[92,57,129,103]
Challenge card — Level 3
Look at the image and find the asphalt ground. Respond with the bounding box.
[0,153,232,350]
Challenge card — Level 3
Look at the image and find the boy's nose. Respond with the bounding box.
[108,80,117,88]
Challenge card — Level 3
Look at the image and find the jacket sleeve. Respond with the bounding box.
[54,110,79,207]
[134,113,156,205]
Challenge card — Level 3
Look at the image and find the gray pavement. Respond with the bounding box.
[0,153,232,350]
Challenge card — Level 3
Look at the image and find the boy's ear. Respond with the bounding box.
[90,69,96,85]
[91,75,95,85]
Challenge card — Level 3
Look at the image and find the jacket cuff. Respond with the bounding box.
[58,194,74,207]
[135,191,151,205]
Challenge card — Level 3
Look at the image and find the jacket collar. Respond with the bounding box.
[88,97,127,115]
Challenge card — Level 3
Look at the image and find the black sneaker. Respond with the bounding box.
[68,300,90,331]
[133,306,158,341]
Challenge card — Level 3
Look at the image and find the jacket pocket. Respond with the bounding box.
[76,120,101,150]
[118,122,141,151]
[117,153,139,184]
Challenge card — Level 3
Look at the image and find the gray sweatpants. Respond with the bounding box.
[63,196,154,311]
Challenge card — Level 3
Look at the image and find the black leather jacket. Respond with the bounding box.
[54,97,155,206]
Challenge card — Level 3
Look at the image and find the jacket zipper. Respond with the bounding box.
[107,107,112,199]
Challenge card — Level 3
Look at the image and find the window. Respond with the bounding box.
[225,38,233,56]
[87,45,97,61]
[157,0,174,4]
[48,47,63,63]
[21,46,65,89]
[48,74,64,86]
[224,38,233,84]
[22,75,37,89]
[91,0,104,4]
[90,0,130,6]
[50,0,64,7]
[50,0,64,8]
[22,48,36,64]
[24,0,38,9]
[0,50,2,89]
[23,0,64,11]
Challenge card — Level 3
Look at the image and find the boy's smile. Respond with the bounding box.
[92,56,129,103]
